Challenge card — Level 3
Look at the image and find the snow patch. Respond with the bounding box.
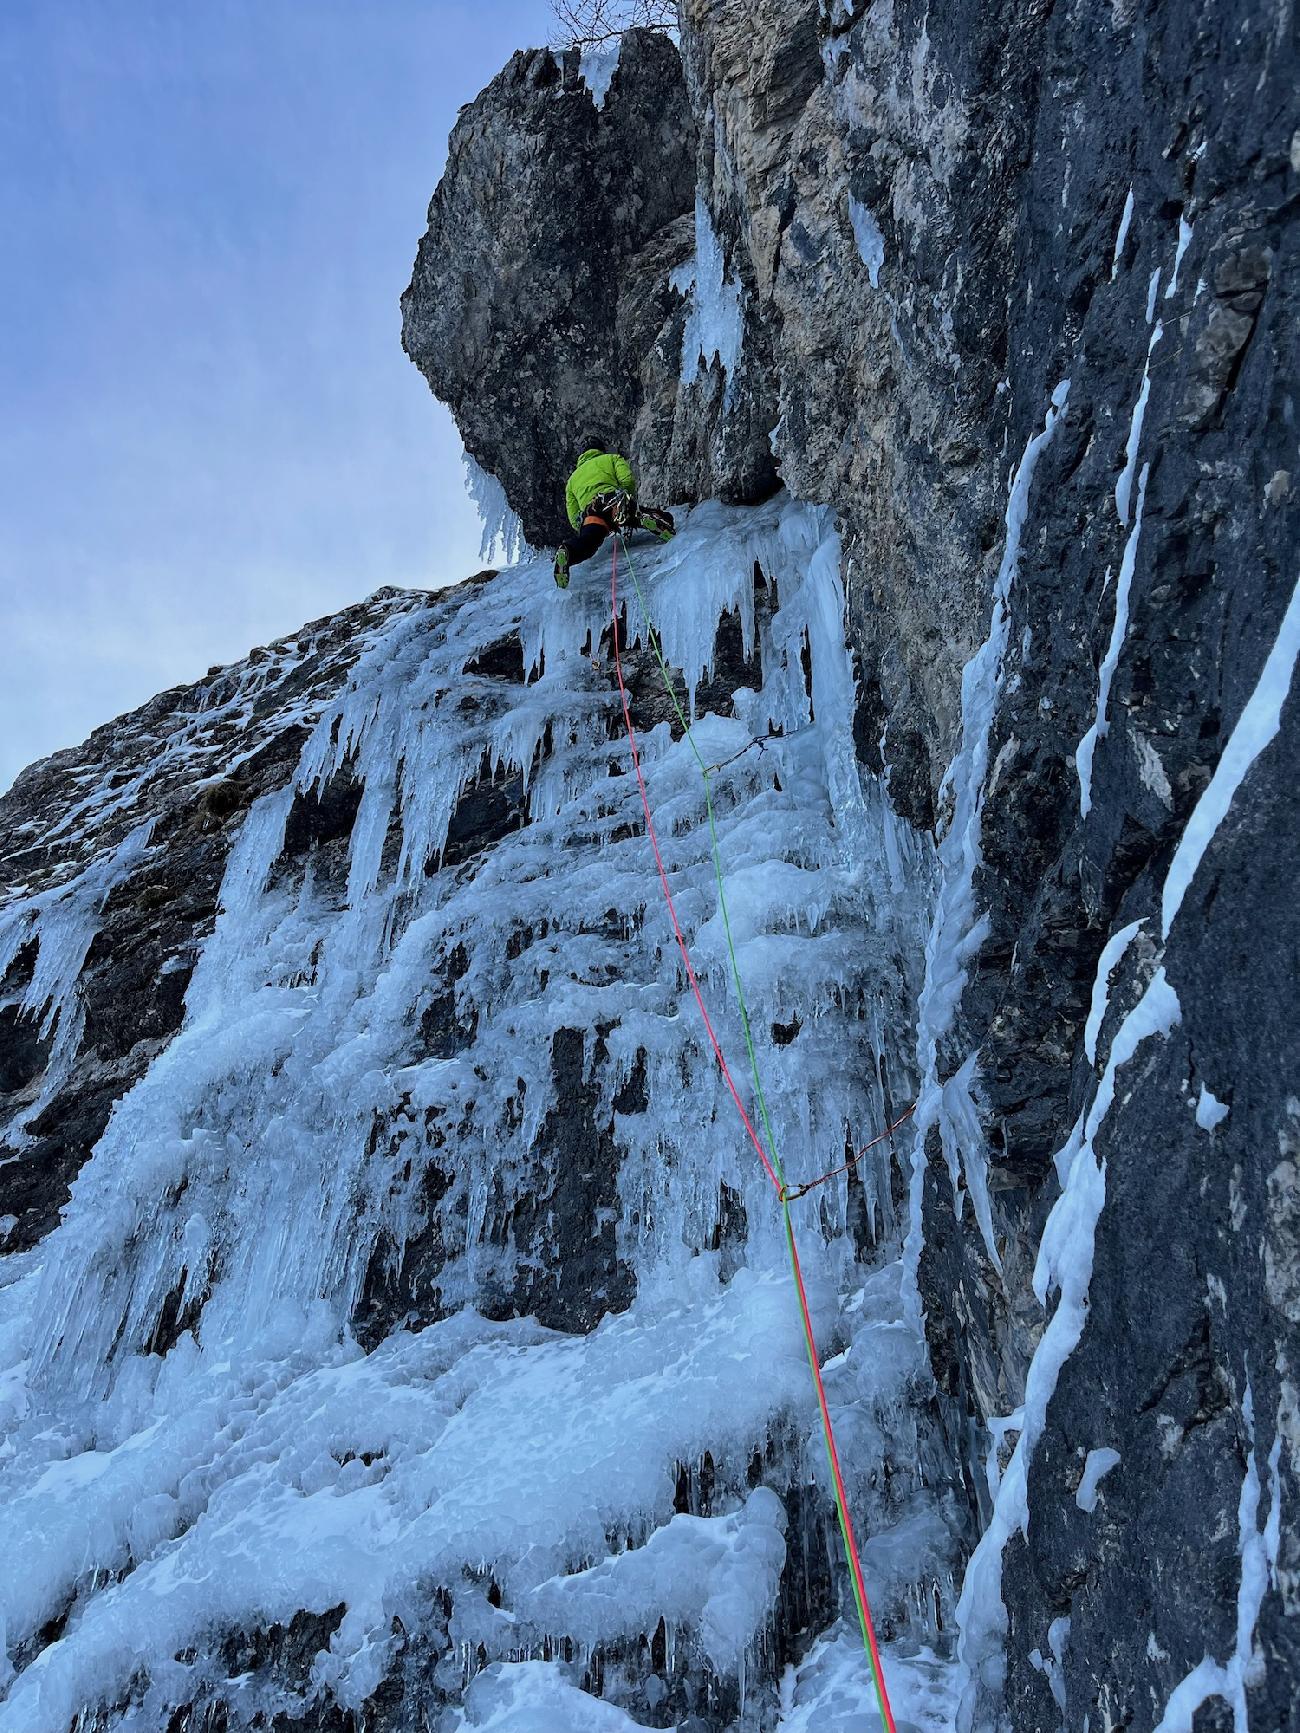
[1162,570,1300,937]
[1076,1446,1121,1512]
[1196,1085,1230,1130]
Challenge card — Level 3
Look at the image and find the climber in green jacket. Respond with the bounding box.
[554,441,675,588]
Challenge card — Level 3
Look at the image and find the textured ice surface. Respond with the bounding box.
[447,1661,661,1730]
[905,380,1070,1300]
[848,198,885,288]
[680,195,745,405]
[579,40,623,110]
[0,496,954,1729]
[778,1627,960,1732]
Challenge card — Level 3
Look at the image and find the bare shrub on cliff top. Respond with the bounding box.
[550,0,679,48]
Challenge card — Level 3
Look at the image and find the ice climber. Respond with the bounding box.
[553,441,675,588]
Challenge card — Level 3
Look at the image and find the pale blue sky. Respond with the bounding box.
[0,0,557,792]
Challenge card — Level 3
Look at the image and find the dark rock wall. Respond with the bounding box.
[404,2,1298,1726]
[911,4,1298,1727]
[400,31,700,548]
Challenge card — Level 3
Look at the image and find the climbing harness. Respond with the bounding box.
[609,535,899,1733]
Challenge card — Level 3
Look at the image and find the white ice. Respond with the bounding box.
[579,40,624,110]
[1111,187,1134,280]
[954,963,1181,1728]
[1083,920,1143,1064]
[1077,464,1149,816]
[1075,1447,1121,1513]
[680,194,745,407]
[1162,569,1300,938]
[1151,1387,1282,1732]
[1195,1085,1230,1131]
[1165,216,1194,300]
[0,494,949,1730]
[848,198,885,288]
[905,380,1070,1301]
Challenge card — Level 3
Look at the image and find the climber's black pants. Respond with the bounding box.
[561,514,614,571]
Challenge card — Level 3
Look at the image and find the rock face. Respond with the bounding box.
[401,32,703,549]
[403,3,1299,1730]
[0,4,1294,1731]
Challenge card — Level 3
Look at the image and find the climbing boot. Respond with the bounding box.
[640,507,676,543]
[554,548,571,589]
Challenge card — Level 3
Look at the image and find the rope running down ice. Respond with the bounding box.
[608,532,898,1733]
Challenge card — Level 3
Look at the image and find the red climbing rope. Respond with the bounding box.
[609,539,898,1733]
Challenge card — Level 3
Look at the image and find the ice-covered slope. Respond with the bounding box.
[405,7,1299,1724]
[0,501,964,1729]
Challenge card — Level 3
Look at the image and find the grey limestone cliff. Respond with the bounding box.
[0,4,1293,1731]
[403,3,1299,1728]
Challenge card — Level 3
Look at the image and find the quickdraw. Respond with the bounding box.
[780,1105,918,1205]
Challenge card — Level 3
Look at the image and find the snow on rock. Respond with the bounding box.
[1195,1085,1230,1130]
[1162,570,1300,939]
[1075,1447,1121,1513]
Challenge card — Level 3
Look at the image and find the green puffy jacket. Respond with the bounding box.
[566,449,637,529]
